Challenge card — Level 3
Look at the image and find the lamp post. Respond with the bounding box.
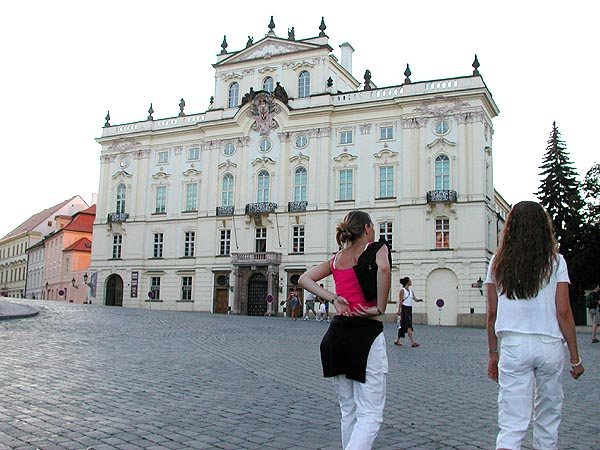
[45,281,49,300]
[83,273,92,304]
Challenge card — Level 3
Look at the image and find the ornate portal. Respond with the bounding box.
[249,92,280,135]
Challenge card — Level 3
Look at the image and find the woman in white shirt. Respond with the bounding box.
[486,201,584,450]
[394,277,423,347]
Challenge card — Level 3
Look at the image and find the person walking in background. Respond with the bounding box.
[394,277,423,347]
[588,284,600,343]
[288,287,300,320]
[486,201,584,450]
[303,290,317,321]
[299,210,391,450]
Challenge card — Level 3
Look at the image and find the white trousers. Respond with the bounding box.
[496,332,565,450]
[332,332,388,450]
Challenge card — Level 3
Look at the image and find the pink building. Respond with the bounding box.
[43,205,96,303]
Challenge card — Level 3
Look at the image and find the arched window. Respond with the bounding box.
[222,173,234,207]
[257,170,270,202]
[434,154,450,190]
[294,167,307,202]
[116,183,126,214]
[298,71,310,98]
[228,82,239,108]
[263,77,274,93]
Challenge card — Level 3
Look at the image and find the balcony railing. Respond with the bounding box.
[216,206,235,216]
[426,190,458,203]
[287,201,308,213]
[245,202,278,215]
[107,212,129,223]
[231,252,282,266]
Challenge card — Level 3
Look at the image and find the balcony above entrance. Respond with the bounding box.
[232,252,282,266]
[426,190,458,203]
[245,202,278,215]
[107,213,129,223]
[216,206,235,216]
[287,201,308,213]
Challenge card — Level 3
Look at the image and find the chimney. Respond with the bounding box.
[339,42,355,74]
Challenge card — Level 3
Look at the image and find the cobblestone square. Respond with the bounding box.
[1,301,598,449]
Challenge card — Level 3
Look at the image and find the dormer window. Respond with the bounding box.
[228,82,239,108]
[298,71,310,98]
[263,77,274,93]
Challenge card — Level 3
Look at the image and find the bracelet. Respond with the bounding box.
[570,357,582,368]
[331,296,338,304]
[377,308,384,316]
[489,349,498,353]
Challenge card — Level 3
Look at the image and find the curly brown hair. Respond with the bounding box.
[492,201,558,299]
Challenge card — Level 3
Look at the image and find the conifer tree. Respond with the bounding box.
[537,122,584,260]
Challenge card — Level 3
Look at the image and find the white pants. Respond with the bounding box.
[332,332,388,450]
[497,332,566,450]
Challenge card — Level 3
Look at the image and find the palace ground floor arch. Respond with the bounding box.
[426,268,458,326]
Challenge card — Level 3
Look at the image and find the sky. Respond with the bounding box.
[0,0,597,238]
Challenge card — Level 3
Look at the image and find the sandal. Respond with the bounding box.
[411,343,420,347]
[393,342,402,346]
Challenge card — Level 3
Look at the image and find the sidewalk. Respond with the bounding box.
[0,298,39,320]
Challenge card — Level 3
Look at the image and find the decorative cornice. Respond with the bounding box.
[282,60,315,70]
[220,72,243,81]
[258,66,278,74]
[108,138,142,153]
[278,131,291,143]
[289,152,310,164]
[359,123,372,135]
[415,97,470,117]
[455,110,487,124]
[111,170,132,180]
[401,117,428,129]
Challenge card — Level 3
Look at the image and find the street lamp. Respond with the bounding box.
[71,277,76,287]
[83,273,88,284]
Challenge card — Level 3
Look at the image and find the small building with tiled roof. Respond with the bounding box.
[1,196,88,299]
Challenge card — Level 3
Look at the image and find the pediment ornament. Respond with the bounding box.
[218,159,238,170]
[152,170,170,180]
[183,168,201,177]
[220,72,243,81]
[251,156,276,167]
[258,66,278,74]
[111,170,132,180]
[427,137,457,149]
[289,152,310,164]
[333,152,358,162]
[226,40,317,64]
[374,149,399,159]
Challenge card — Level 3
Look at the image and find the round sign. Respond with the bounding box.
[436,298,445,308]
[148,291,155,299]
[266,294,274,303]
[58,289,65,297]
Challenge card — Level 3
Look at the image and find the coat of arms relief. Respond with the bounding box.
[249,92,280,135]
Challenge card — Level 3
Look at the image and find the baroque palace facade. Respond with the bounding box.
[90,19,508,326]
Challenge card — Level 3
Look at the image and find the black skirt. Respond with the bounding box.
[320,315,383,383]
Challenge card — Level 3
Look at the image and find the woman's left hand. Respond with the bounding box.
[487,353,499,382]
[352,304,379,318]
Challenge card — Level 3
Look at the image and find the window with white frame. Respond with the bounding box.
[222,173,234,206]
[380,126,393,140]
[435,217,450,249]
[185,183,198,211]
[434,154,450,190]
[223,143,236,156]
[257,170,270,202]
[338,169,353,201]
[150,276,161,300]
[112,234,122,259]
[219,229,231,256]
[155,186,167,213]
[157,151,169,164]
[292,225,305,253]
[263,76,274,93]
[379,222,393,250]
[153,232,164,258]
[116,184,126,214]
[181,276,192,300]
[339,130,353,145]
[188,146,200,160]
[228,82,239,108]
[184,231,195,257]
[298,71,310,98]
[294,167,307,202]
[379,166,394,198]
[255,228,267,253]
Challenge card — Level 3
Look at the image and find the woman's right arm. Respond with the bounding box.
[556,282,584,379]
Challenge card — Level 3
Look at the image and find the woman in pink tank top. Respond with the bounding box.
[299,210,391,450]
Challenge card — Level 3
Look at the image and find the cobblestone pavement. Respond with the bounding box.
[1,301,598,450]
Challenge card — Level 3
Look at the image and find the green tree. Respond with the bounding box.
[582,162,600,225]
[537,122,584,260]
[579,163,600,287]
[537,122,586,323]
